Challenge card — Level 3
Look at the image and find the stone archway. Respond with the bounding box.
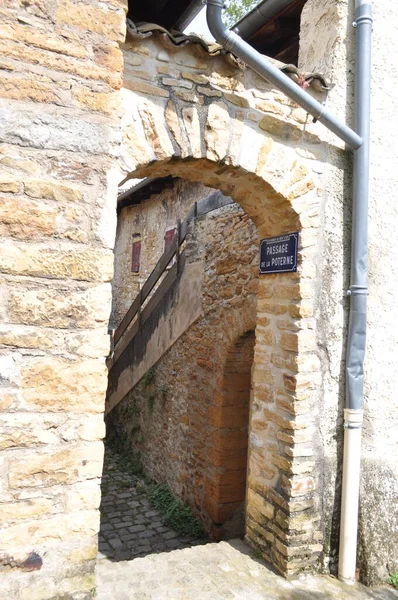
[113,35,324,572]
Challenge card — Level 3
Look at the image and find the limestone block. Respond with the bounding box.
[247,488,274,520]
[8,283,111,329]
[56,0,126,42]
[20,357,108,412]
[0,176,21,193]
[182,107,201,158]
[139,101,174,160]
[175,91,203,104]
[0,497,58,526]
[8,443,104,488]
[0,21,88,59]
[0,325,110,359]
[0,509,100,549]
[64,329,111,358]
[165,100,185,154]
[0,103,121,156]
[123,79,169,98]
[0,154,40,176]
[205,102,229,162]
[96,43,124,72]
[0,353,19,388]
[162,78,192,89]
[197,86,222,97]
[123,121,153,167]
[0,72,61,105]
[182,72,209,84]
[0,39,121,89]
[0,242,114,282]
[0,413,61,449]
[65,480,102,511]
[0,196,56,238]
[223,91,253,108]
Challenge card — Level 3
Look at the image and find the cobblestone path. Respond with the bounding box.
[97,448,398,600]
[98,447,207,561]
[96,538,398,600]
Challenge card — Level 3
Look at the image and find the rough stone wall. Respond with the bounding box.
[111,178,215,327]
[107,200,259,539]
[0,0,126,597]
[299,0,398,584]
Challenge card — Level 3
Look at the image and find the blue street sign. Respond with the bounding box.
[259,232,299,274]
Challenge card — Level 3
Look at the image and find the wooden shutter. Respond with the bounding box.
[131,240,141,273]
[164,228,175,250]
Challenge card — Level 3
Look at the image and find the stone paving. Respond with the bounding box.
[98,447,207,561]
[97,448,398,600]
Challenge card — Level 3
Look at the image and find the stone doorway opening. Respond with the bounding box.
[205,330,255,541]
[101,175,259,560]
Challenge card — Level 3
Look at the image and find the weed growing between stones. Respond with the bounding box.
[147,392,155,413]
[250,548,263,561]
[106,435,144,477]
[102,445,206,540]
[146,482,205,538]
[388,572,398,589]
[142,367,155,387]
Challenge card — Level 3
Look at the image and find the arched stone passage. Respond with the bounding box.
[205,329,255,540]
[110,32,324,576]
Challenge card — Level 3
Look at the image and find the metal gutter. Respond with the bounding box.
[206,0,372,585]
[205,0,361,149]
[232,0,297,38]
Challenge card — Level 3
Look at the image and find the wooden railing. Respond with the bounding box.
[108,192,235,367]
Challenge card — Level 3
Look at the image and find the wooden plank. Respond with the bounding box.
[111,253,186,368]
[114,292,141,346]
[111,318,140,365]
[111,263,178,367]
[140,234,177,304]
[140,262,178,326]
[180,204,195,242]
[176,218,181,274]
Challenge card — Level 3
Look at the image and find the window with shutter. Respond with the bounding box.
[131,240,141,273]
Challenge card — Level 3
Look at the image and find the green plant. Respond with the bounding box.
[388,572,398,589]
[142,367,155,387]
[147,392,155,413]
[146,482,205,538]
[250,548,263,561]
[115,450,143,478]
[223,0,259,28]
[158,384,169,400]
[117,480,131,490]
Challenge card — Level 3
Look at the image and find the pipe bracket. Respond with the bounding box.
[346,285,368,296]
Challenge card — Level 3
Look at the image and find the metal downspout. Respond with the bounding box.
[205,0,362,149]
[206,0,372,585]
[338,0,372,584]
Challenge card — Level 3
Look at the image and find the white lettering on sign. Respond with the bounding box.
[271,256,294,267]
[266,244,288,255]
